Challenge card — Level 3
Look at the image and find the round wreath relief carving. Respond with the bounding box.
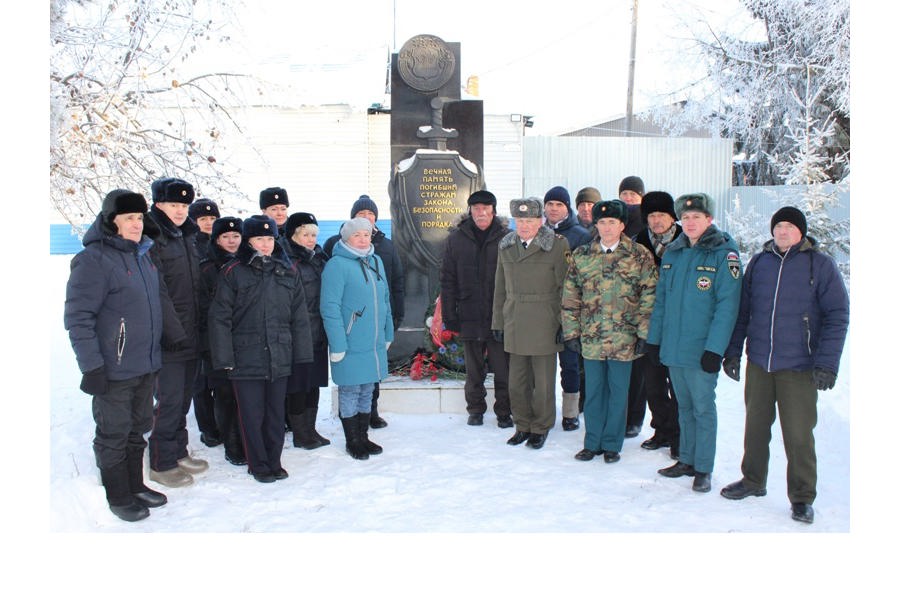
[398,35,455,92]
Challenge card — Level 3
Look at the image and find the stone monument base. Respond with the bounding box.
[330,374,495,416]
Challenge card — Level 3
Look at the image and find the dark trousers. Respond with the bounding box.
[643,358,680,443]
[92,373,155,469]
[462,338,511,417]
[626,355,648,429]
[558,347,580,393]
[232,377,288,476]
[213,380,244,460]
[508,353,557,434]
[287,386,320,414]
[742,362,818,504]
[192,372,218,436]
[149,359,198,471]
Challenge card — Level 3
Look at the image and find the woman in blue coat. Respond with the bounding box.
[64,189,167,522]
[208,215,313,483]
[320,217,393,460]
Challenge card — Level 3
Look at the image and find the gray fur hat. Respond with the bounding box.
[510,197,543,219]
[675,193,713,218]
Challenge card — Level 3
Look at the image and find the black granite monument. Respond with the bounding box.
[388,34,484,364]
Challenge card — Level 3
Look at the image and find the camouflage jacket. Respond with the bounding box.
[561,235,657,361]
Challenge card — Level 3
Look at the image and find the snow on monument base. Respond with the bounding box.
[330,374,497,416]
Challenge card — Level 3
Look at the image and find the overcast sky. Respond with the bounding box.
[205,0,758,134]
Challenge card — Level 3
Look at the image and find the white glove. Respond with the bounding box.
[330,351,346,363]
[386,341,392,350]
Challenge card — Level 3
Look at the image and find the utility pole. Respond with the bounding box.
[625,0,638,137]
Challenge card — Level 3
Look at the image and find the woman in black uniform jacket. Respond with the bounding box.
[208,215,313,483]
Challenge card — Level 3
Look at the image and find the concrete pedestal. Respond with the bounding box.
[330,374,495,416]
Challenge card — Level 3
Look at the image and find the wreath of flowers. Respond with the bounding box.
[389,292,466,381]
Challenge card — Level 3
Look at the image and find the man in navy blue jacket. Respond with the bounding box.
[720,206,849,524]
[543,186,592,432]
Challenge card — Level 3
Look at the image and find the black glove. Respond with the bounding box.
[162,338,189,352]
[645,343,661,366]
[722,356,741,382]
[812,368,836,391]
[700,350,722,374]
[80,367,108,396]
[634,338,648,356]
[444,319,461,333]
[564,338,582,354]
[491,329,504,343]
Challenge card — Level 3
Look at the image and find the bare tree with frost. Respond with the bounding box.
[50,0,260,228]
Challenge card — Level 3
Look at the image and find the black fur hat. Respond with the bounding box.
[467,190,497,207]
[259,187,289,210]
[150,177,194,204]
[189,198,220,221]
[101,189,148,225]
[285,212,318,240]
[211,216,242,242]
[640,191,677,223]
[243,214,278,239]
[591,199,628,224]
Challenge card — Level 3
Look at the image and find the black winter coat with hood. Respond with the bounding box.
[64,214,163,381]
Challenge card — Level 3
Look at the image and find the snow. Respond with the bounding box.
[31,251,893,597]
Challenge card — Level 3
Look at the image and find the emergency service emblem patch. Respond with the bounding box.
[696,276,712,291]
[726,251,741,279]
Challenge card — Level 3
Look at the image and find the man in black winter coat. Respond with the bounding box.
[440,191,514,428]
[323,194,405,428]
[631,191,682,459]
[145,177,208,488]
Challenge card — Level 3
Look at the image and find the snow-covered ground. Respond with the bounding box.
[33,253,890,597]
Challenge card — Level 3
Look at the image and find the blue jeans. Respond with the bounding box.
[339,383,375,418]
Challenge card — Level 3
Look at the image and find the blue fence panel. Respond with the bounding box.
[50,220,393,255]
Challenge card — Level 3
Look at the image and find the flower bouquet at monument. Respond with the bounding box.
[423,294,466,373]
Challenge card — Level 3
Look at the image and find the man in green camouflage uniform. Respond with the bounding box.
[562,200,657,463]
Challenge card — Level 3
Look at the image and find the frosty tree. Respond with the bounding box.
[50,0,260,228]
[653,0,850,274]
[654,0,849,186]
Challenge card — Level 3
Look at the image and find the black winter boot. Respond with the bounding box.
[126,447,167,508]
[357,412,383,455]
[340,416,369,460]
[101,461,150,522]
[369,394,387,428]
[305,405,330,447]
[289,412,322,449]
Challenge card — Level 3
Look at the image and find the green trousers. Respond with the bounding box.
[508,353,557,435]
[742,361,818,504]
